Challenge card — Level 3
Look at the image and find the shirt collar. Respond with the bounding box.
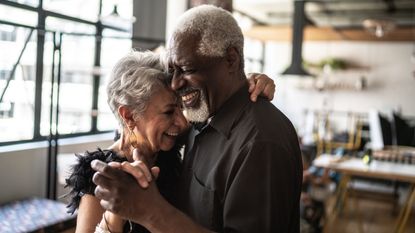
[192,117,213,132]
[209,83,250,138]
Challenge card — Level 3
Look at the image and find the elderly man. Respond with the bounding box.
[92,5,302,233]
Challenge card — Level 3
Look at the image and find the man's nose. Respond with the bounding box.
[171,72,185,91]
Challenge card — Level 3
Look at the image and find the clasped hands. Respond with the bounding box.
[91,149,161,229]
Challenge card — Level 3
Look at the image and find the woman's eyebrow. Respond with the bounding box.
[162,103,178,110]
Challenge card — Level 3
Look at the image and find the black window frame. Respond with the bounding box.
[0,0,131,146]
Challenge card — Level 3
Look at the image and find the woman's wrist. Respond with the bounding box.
[96,211,125,233]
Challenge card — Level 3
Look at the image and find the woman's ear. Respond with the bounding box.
[118,105,135,127]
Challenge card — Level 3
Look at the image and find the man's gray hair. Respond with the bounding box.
[172,5,244,68]
[106,51,167,126]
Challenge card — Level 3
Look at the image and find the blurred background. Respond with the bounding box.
[0,0,414,232]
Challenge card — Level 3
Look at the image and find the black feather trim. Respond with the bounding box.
[64,148,127,214]
[64,145,183,220]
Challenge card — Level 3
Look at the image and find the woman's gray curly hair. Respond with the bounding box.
[170,5,244,69]
[106,51,169,126]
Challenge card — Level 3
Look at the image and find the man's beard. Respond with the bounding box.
[183,90,209,123]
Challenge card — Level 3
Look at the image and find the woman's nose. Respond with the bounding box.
[175,108,189,130]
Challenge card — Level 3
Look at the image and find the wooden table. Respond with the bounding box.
[313,154,415,233]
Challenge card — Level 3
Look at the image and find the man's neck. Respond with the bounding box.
[209,78,245,118]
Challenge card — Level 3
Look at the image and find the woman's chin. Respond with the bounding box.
[159,139,176,151]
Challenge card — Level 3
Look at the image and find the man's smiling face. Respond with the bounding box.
[168,33,229,123]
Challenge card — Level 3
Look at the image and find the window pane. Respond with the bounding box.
[8,0,39,7]
[0,4,38,27]
[40,31,58,137]
[60,34,95,134]
[0,27,37,142]
[43,0,100,22]
[40,29,96,136]
[97,30,132,131]
[45,17,96,35]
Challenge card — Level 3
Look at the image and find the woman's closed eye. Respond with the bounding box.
[163,109,175,115]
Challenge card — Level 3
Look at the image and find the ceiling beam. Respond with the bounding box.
[244,25,415,42]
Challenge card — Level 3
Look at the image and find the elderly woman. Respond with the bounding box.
[66,51,275,233]
[66,51,188,233]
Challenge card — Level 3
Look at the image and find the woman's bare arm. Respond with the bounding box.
[75,194,105,233]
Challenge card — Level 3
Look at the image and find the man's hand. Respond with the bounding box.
[247,73,276,102]
[91,159,162,223]
[123,149,160,188]
[108,149,160,189]
[91,159,212,233]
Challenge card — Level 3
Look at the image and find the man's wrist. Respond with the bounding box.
[142,198,213,233]
[142,197,174,231]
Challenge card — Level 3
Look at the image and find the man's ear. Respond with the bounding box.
[225,47,240,73]
[118,106,135,127]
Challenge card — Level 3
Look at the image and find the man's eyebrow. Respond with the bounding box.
[176,60,193,66]
[170,55,192,66]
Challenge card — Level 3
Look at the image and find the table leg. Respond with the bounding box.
[350,181,364,233]
[395,184,415,233]
[324,174,350,233]
[336,175,351,215]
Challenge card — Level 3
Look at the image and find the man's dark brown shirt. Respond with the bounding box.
[176,83,302,233]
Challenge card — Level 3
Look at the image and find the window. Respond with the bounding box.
[43,0,100,22]
[0,28,37,143]
[0,69,11,80]
[9,0,39,7]
[40,20,96,136]
[0,4,37,27]
[45,16,96,35]
[97,30,132,131]
[0,0,134,144]
[0,25,17,41]
[58,33,95,134]
[0,102,14,118]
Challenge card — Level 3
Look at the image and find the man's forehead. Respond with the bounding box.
[171,31,200,45]
[168,35,200,64]
[170,32,200,50]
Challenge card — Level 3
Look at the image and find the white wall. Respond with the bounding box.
[0,142,48,204]
[0,133,114,204]
[255,41,415,132]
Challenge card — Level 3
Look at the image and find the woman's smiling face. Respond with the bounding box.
[133,87,188,154]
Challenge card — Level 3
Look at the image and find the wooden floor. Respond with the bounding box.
[324,192,415,233]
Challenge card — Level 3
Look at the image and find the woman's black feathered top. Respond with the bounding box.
[65,146,182,232]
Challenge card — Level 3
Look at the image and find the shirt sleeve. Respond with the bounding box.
[222,140,302,233]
